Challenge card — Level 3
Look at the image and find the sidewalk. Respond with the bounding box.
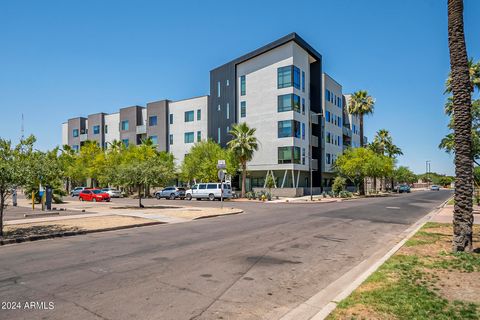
[430,204,480,224]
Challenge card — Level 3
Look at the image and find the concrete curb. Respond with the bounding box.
[0,221,165,246]
[280,197,451,320]
[193,209,244,220]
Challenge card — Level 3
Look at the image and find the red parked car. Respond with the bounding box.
[79,189,111,202]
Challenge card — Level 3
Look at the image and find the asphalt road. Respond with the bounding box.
[0,190,451,320]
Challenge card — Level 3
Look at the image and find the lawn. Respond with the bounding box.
[327,223,480,320]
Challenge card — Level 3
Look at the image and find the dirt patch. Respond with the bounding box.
[434,270,480,303]
[5,215,156,238]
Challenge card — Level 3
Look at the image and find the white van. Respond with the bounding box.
[185,183,232,201]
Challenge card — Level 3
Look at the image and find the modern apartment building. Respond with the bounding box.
[61,32,365,193]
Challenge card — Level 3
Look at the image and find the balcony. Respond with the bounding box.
[342,126,352,138]
[311,159,318,170]
[136,124,146,134]
[310,135,318,147]
[310,111,319,125]
[79,134,88,141]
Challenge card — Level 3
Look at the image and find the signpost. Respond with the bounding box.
[217,160,226,209]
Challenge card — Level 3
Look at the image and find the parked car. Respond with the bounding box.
[155,187,186,200]
[79,189,111,202]
[185,183,232,201]
[430,185,440,191]
[395,184,411,193]
[70,187,87,197]
[101,188,123,198]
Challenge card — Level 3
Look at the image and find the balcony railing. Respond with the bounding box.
[136,124,146,134]
[342,126,352,137]
[310,135,318,147]
[79,134,88,141]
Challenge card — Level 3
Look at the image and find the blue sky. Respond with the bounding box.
[1,0,479,175]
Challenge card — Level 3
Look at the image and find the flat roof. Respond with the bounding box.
[212,32,322,71]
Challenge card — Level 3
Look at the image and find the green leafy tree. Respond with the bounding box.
[265,174,276,197]
[348,90,375,148]
[332,176,347,195]
[393,166,417,185]
[0,136,36,237]
[181,140,237,183]
[117,145,175,207]
[227,123,259,198]
[334,148,372,195]
[447,0,474,252]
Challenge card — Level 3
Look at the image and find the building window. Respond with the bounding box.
[240,75,246,96]
[217,127,221,143]
[277,65,300,89]
[93,125,100,135]
[327,132,331,144]
[197,109,201,121]
[149,116,158,126]
[226,79,229,86]
[226,103,230,119]
[302,98,305,114]
[241,101,246,118]
[278,146,301,164]
[278,120,301,138]
[72,145,79,152]
[73,129,79,137]
[302,148,306,165]
[169,114,173,125]
[302,71,305,92]
[226,126,230,133]
[326,153,331,164]
[122,139,129,147]
[338,136,341,146]
[278,66,292,88]
[197,131,201,142]
[326,90,330,102]
[121,120,129,131]
[217,104,221,111]
[326,111,330,122]
[278,94,301,113]
[104,125,108,134]
[184,132,194,143]
[150,135,158,145]
[302,123,305,140]
[169,134,173,145]
[185,111,194,122]
[217,81,221,97]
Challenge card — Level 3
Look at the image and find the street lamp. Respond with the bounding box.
[309,111,322,201]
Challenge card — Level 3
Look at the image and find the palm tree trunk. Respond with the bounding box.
[448,0,474,252]
[241,163,247,198]
[359,114,364,147]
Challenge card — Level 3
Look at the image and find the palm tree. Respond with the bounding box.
[348,90,375,147]
[448,0,474,252]
[227,123,258,198]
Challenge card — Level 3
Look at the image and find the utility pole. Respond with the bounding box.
[426,160,431,189]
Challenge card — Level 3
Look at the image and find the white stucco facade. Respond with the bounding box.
[236,42,313,175]
[104,112,120,145]
[168,95,208,165]
[322,73,344,173]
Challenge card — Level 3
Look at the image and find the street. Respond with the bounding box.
[0,190,451,320]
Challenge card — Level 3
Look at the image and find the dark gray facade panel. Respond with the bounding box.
[119,106,144,146]
[67,117,86,147]
[310,60,323,188]
[208,62,236,147]
[146,100,169,152]
[87,113,105,147]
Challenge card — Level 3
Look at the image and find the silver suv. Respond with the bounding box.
[70,187,87,197]
[155,187,186,200]
[185,183,232,201]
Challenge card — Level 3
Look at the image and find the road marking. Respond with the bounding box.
[386,207,401,210]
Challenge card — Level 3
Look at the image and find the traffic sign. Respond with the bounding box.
[217,159,226,169]
[218,170,225,181]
